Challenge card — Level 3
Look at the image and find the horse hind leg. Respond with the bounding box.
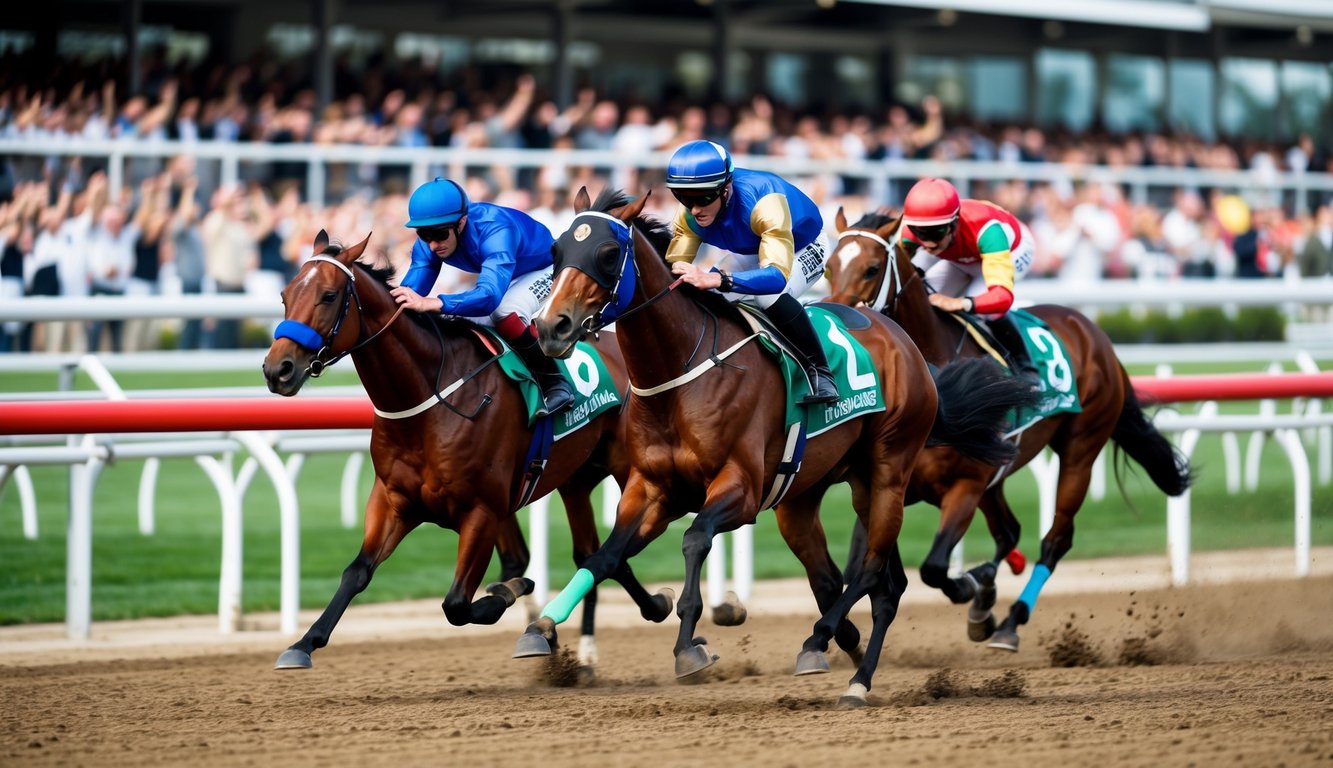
[989,460,1089,652]
[780,496,863,674]
[442,510,521,627]
[492,514,538,622]
[276,485,415,670]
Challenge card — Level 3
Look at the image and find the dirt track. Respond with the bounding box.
[4,563,1333,767]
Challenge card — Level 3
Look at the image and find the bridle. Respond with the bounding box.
[836,228,918,316]
[273,254,405,378]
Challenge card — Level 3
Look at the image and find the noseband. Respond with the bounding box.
[274,254,403,377]
[836,229,909,315]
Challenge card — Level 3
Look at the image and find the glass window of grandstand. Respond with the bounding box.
[1168,59,1215,140]
[900,55,966,113]
[969,56,1027,124]
[1279,61,1331,144]
[766,53,809,108]
[835,55,877,111]
[1035,48,1095,131]
[1103,54,1164,134]
[1220,57,1278,139]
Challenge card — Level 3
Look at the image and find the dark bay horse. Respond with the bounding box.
[262,230,672,670]
[514,189,1033,706]
[826,209,1192,651]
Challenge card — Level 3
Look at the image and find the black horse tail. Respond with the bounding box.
[1111,379,1194,496]
[929,356,1042,466]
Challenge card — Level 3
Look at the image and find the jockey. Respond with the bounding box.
[664,140,839,404]
[391,177,574,417]
[898,177,1038,376]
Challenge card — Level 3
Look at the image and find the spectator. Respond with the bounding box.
[1297,202,1333,278]
[168,174,207,350]
[85,183,138,352]
[201,185,259,348]
[124,174,172,351]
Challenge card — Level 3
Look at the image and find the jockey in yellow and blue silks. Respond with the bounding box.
[664,140,839,404]
[391,177,574,417]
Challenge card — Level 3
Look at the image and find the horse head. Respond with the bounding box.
[536,186,651,359]
[826,207,906,313]
[263,229,373,396]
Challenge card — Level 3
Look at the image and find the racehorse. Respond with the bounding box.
[261,230,673,670]
[826,209,1192,651]
[513,189,1035,706]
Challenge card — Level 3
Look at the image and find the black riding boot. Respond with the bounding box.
[507,329,575,417]
[764,293,839,405]
[988,313,1038,379]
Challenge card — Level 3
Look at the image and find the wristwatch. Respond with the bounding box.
[964,297,975,313]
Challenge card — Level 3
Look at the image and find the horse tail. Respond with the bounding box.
[1111,376,1194,496]
[929,356,1042,466]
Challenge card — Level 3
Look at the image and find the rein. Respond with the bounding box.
[275,255,407,377]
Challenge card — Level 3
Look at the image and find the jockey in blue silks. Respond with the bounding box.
[664,140,839,404]
[391,177,574,417]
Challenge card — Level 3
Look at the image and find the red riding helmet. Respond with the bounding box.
[902,178,961,228]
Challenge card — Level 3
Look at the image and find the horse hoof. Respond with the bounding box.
[710,591,748,626]
[967,612,997,642]
[274,649,313,670]
[643,588,675,623]
[836,683,869,709]
[513,630,553,659]
[794,650,830,676]
[988,628,1020,652]
[674,643,718,678]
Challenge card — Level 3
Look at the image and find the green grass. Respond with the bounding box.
[1,357,1331,625]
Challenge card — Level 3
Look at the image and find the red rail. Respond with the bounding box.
[1,372,1331,436]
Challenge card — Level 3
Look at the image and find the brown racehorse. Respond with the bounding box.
[513,189,1035,706]
[262,230,673,670]
[826,209,1192,651]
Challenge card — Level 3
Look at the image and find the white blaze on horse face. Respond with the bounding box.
[834,239,863,273]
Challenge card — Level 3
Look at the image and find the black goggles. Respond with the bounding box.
[671,188,723,208]
[911,222,955,243]
[415,224,458,243]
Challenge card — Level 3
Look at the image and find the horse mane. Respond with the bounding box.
[334,245,477,336]
[850,211,896,231]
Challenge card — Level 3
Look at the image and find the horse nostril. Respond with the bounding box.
[278,359,295,382]
[553,314,574,339]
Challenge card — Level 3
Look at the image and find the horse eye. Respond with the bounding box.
[598,243,619,269]
[320,290,337,304]
[865,264,881,278]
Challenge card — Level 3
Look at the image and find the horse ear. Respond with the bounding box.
[876,213,901,241]
[574,186,591,212]
[617,194,648,223]
[345,232,373,261]
[313,229,330,254]
[834,206,848,233]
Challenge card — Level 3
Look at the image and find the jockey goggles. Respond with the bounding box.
[911,221,955,243]
[670,187,724,208]
[415,223,459,243]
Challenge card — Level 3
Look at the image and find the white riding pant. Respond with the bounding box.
[467,268,554,326]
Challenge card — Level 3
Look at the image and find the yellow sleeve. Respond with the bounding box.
[979,248,1016,292]
[749,193,795,280]
[665,207,703,264]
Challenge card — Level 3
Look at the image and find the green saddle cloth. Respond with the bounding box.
[754,306,887,436]
[484,330,622,438]
[1006,308,1083,430]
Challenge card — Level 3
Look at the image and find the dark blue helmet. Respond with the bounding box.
[665,141,734,190]
[406,178,469,228]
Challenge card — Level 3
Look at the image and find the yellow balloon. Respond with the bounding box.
[1216,195,1251,235]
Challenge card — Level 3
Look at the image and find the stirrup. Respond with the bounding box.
[799,369,839,405]
[535,378,575,417]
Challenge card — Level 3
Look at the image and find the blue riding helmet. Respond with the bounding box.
[665,140,734,190]
[405,178,469,228]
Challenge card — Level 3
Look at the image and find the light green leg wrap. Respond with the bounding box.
[539,568,596,624]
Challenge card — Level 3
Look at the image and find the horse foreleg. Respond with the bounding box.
[442,511,518,626]
[918,481,985,604]
[839,541,908,708]
[514,477,673,659]
[776,492,862,671]
[276,482,415,670]
[990,461,1089,652]
[493,514,536,620]
[674,475,755,678]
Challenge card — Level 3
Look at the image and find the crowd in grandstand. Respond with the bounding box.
[2,56,1331,352]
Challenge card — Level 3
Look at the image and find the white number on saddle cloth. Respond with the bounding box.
[1025,326,1073,393]
[563,346,601,398]
[824,319,876,392]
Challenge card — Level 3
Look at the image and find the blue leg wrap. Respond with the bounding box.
[1017,563,1052,611]
[539,568,596,624]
